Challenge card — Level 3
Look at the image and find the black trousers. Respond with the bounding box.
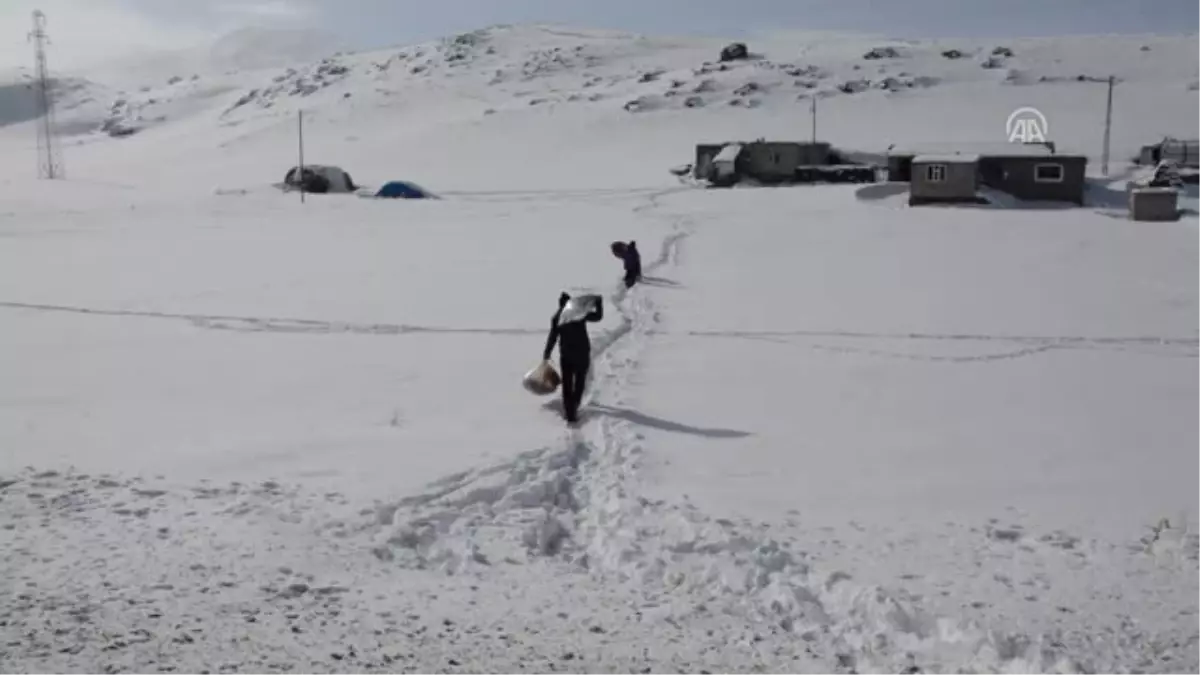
[560,357,590,421]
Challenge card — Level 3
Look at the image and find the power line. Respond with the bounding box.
[29,10,64,180]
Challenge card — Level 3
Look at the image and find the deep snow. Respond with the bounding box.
[0,23,1197,674]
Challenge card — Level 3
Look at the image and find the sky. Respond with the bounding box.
[1,0,1197,71]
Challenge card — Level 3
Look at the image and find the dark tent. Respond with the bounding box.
[283,165,356,193]
[375,181,435,199]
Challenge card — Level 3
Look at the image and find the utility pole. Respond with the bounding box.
[297,110,305,204]
[1101,75,1114,177]
[28,10,64,180]
[810,95,817,144]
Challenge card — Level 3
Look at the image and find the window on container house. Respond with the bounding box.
[1034,163,1064,182]
[925,164,947,182]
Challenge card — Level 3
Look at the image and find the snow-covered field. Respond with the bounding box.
[0,24,1197,673]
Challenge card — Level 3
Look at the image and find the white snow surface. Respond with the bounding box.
[0,24,1197,674]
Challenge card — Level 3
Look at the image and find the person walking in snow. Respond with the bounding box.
[622,240,642,289]
[543,291,603,424]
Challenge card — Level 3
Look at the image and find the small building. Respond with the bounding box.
[887,141,1056,182]
[740,141,833,182]
[909,154,981,205]
[1128,187,1180,221]
[978,154,1088,205]
[694,141,833,184]
[889,142,1087,206]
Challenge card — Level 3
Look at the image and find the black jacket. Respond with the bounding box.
[623,242,642,278]
[544,296,603,364]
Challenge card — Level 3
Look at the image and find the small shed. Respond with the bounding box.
[740,141,832,182]
[694,141,834,185]
[909,154,980,205]
[1128,187,1180,221]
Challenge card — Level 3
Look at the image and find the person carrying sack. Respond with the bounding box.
[622,241,642,289]
[543,292,603,423]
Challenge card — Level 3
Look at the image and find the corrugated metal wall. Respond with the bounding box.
[1159,139,1200,168]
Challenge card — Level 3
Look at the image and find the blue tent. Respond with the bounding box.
[375,181,435,199]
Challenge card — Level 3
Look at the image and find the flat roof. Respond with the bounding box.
[913,154,980,163]
[888,141,1055,157]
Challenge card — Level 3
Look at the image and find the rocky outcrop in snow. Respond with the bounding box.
[863,46,905,60]
[719,42,750,62]
[37,23,1196,144]
[223,58,353,115]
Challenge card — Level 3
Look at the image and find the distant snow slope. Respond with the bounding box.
[0,75,113,136]
[0,24,1194,182]
[0,26,344,142]
[0,23,1196,675]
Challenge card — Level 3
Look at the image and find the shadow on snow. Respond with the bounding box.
[638,275,683,289]
[587,404,752,439]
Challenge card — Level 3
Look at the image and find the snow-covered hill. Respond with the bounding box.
[0,23,1196,674]
[0,24,1195,188]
